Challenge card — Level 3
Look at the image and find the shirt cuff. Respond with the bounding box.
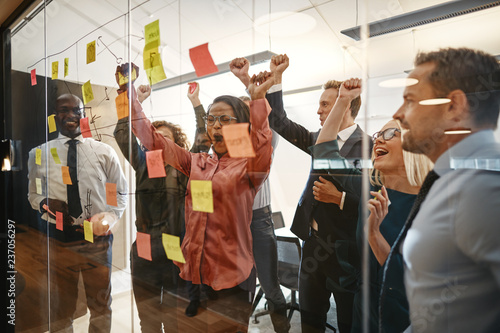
[267,83,282,94]
[339,191,346,210]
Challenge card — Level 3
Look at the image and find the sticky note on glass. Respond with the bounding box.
[56,211,63,231]
[31,69,37,86]
[64,58,69,77]
[61,166,72,185]
[36,148,42,165]
[145,19,161,44]
[137,232,152,261]
[84,220,94,243]
[43,204,55,217]
[51,61,58,80]
[82,80,94,105]
[50,147,61,164]
[36,178,42,195]
[143,41,167,85]
[80,117,92,138]
[162,233,185,263]
[48,114,57,133]
[117,67,137,86]
[191,180,214,213]
[189,43,218,77]
[115,92,129,119]
[106,182,118,207]
[222,123,256,158]
[86,41,96,64]
[146,150,166,178]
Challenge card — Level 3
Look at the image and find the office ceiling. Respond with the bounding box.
[8,0,500,132]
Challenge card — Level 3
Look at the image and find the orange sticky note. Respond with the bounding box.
[51,61,58,80]
[61,166,72,185]
[162,233,186,263]
[56,211,63,231]
[190,180,214,213]
[146,150,166,178]
[115,92,129,119]
[36,148,42,165]
[137,232,152,261]
[106,182,118,207]
[48,114,57,133]
[86,40,96,64]
[80,117,92,138]
[222,123,256,158]
[31,69,37,86]
[84,220,94,243]
[189,43,219,77]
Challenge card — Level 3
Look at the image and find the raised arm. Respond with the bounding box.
[187,82,210,153]
[316,78,361,144]
[245,71,275,190]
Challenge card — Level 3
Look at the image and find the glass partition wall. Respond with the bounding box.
[5,1,500,332]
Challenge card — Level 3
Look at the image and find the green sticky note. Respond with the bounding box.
[82,80,94,105]
[144,19,160,44]
[48,114,57,133]
[50,147,61,164]
[36,178,42,195]
[162,233,185,263]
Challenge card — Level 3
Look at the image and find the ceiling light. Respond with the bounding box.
[254,12,316,37]
[379,78,418,88]
[341,0,500,40]
[419,98,451,105]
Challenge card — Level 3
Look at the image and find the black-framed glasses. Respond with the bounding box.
[372,128,401,142]
[205,115,237,126]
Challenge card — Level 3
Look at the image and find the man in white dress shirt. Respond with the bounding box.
[392,47,500,332]
[28,94,127,332]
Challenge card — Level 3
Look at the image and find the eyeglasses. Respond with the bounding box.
[205,115,237,126]
[372,128,401,142]
[56,107,84,116]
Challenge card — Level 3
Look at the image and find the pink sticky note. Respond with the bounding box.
[189,43,219,77]
[80,118,92,138]
[31,69,37,86]
[189,82,197,94]
[137,232,152,261]
[106,182,118,207]
[56,211,63,231]
[42,204,55,217]
[146,150,166,178]
[222,123,256,158]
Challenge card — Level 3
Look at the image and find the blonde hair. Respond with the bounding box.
[370,120,433,187]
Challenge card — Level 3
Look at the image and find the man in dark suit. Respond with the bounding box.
[230,54,371,333]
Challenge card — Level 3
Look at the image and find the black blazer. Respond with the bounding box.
[266,90,372,242]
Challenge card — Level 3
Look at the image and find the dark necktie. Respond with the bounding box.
[379,170,440,329]
[67,139,83,218]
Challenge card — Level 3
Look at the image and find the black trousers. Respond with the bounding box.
[299,232,354,333]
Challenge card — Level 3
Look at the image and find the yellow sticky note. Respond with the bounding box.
[36,148,42,165]
[162,233,185,263]
[51,61,58,80]
[86,40,96,64]
[118,68,137,86]
[144,19,160,44]
[64,58,69,77]
[84,220,94,243]
[36,178,42,195]
[190,180,214,213]
[51,147,61,164]
[82,80,94,105]
[48,114,57,133]
[61,166,72,185]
